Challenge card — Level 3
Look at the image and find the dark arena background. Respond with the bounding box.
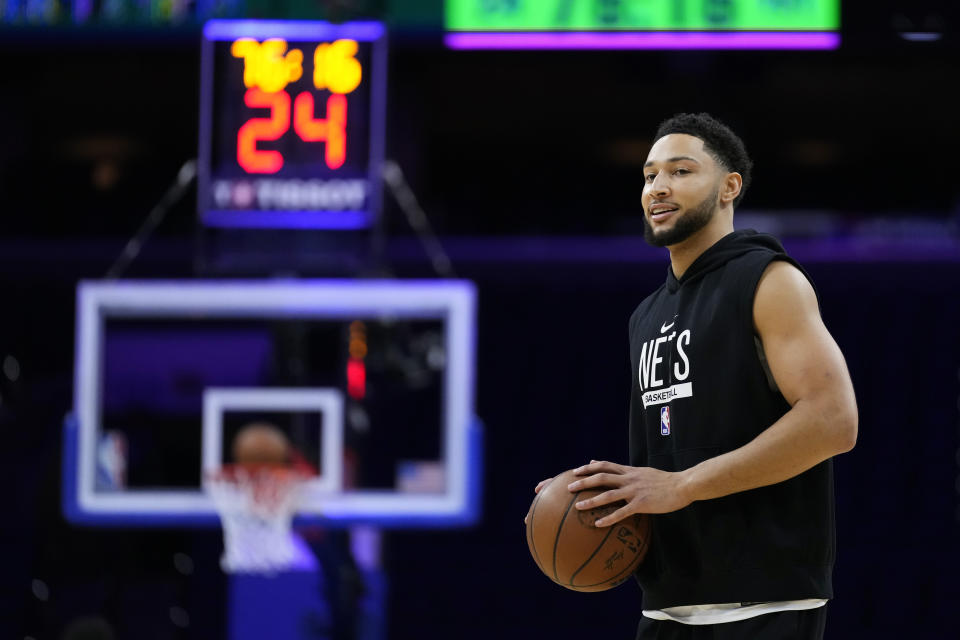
[2,1,960,639]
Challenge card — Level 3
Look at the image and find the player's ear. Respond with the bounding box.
[720,172,742,205]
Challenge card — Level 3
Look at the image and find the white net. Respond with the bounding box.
[206,466,316,574]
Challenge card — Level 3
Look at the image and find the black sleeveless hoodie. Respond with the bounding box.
[628,229,834,610]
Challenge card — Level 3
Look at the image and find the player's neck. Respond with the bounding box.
[668,212,735,279]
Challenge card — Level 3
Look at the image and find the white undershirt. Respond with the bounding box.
[643,599,827,625]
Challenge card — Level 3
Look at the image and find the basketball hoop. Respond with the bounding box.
[205,465,316,574]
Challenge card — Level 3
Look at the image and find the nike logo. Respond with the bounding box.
[660,315,678,333]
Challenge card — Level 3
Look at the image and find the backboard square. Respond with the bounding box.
[66,279,479,527]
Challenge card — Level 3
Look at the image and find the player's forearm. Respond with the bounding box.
[677,395,857,504]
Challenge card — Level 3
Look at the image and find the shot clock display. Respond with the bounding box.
[198,20,387,229]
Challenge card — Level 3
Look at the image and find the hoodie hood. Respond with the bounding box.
[665,229,787,293]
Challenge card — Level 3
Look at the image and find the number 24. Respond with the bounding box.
[237,89,347,174]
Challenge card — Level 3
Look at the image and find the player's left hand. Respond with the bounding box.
[568,460,693,527]
[523,476,556,525]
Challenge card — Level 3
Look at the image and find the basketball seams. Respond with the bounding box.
[526,487,547,575]
[572,544,644,589]
[551,491,581,583]
[568,522,616,586]
[572,516,652,589]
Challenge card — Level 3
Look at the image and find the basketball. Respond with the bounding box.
[526,468,651,592]
[232,422,291,467]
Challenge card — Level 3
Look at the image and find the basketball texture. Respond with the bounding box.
[526,469,651,592]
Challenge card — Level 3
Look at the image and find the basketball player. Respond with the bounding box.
[541,113,858,638]
[231,422,364,639]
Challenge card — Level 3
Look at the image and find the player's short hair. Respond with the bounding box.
[653,113,753,208]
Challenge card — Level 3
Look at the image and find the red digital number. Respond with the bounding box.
[237,89,291,174]
[293,92,347,170]
[237,89,349,173]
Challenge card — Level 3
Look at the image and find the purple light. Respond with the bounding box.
[444,31,840,51]
[204,19,386,42]
[72,0,92,22]
[202,210,373,230]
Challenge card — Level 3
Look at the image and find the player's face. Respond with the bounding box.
[641,134,723,248]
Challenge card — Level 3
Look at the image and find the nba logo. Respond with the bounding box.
[660,406,671,436]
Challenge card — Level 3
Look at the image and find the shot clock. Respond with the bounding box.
[198,20,387,229]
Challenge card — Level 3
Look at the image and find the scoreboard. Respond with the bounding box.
[445,0,841,49]
[446,0,839,31]
[198,20,387,229]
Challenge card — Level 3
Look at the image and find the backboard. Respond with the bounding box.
[63,279,480,527]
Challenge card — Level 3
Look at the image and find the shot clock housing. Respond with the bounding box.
[197,20,387,275]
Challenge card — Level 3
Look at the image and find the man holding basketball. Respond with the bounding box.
[545,113,858,638]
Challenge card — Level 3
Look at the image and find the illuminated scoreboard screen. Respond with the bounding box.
[445,0,840,50]
[198,21,387,229]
